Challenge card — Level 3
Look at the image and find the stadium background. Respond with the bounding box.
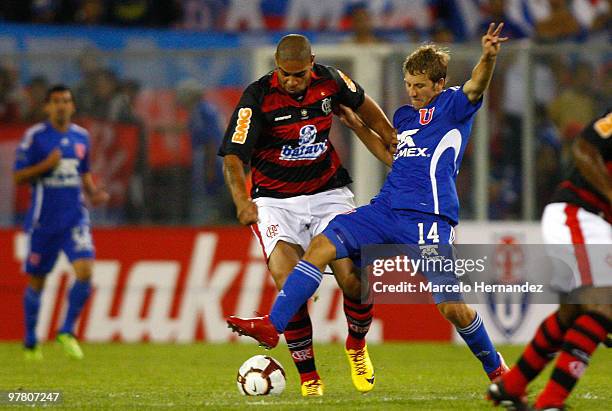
[0,0,609,346]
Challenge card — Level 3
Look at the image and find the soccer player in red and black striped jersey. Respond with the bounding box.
[488,110,611,410]
[219,34,395,396]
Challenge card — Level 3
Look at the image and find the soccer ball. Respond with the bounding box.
[236,355,286,396]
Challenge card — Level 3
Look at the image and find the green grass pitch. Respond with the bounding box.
[0,342,609,409]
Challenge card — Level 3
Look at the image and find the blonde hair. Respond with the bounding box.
[403,44,450,83]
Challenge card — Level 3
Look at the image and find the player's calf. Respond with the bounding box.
[285,303,323,386]
[533,312,609,410]
[441,303,504,378]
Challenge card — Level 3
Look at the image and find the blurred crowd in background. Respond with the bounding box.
[0,0,609,42]
[0,0,610,226]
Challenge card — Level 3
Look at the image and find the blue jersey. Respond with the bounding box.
[14,122,92,232]
[377,86,482,225]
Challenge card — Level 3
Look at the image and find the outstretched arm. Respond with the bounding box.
[338,104,394,167]
[463,22,508,104]
[355,94,397,149]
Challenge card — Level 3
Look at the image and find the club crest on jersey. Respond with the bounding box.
[74,143,86,159]
[321,97,332,115]
[28,252,41,266]
[395,129,429,158]
[280,124,327,161]
[419,107,435,125]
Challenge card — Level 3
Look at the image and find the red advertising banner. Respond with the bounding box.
[0,227,451,343]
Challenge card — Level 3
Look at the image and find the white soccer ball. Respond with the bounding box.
[236,355,286,396]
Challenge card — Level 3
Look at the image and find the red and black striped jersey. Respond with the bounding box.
[218,63,365,199]
[550,110,612,222]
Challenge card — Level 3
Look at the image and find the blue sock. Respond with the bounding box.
[59,279,92,335]
[456,312,501,374]
[23,286,42,348]
[269,260,322,333]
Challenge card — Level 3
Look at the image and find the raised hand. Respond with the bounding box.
[89,187,110,206]
[482,23,508,59]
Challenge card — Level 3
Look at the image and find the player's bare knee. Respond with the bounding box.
[438,302,475,328]
[75,271,92,282]
[331,259,361,300]
[303,234,336,271]
[72,259,93,282]
[268,241,303,289]
[267,255,293,289]
[28,275,46,292]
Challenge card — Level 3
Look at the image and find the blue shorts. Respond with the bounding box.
[322,201,461,304]
[25,224,95,276]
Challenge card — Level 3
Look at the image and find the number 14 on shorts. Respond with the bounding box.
[417,222,439,244]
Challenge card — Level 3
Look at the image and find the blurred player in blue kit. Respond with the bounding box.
[13,85,109,360]
[228,23,511,381]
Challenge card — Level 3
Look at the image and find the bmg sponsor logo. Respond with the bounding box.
[231,107,252,144]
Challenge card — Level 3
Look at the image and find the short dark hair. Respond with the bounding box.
[275,34,312,62]
[403,44,450,83]
[45,84,74,102]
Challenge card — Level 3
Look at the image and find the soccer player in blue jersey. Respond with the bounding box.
[14,85,109,360]
[228,23,510,381]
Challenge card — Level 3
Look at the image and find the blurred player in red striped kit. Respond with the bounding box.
[488,110,612,411]
[218,34,395,396]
